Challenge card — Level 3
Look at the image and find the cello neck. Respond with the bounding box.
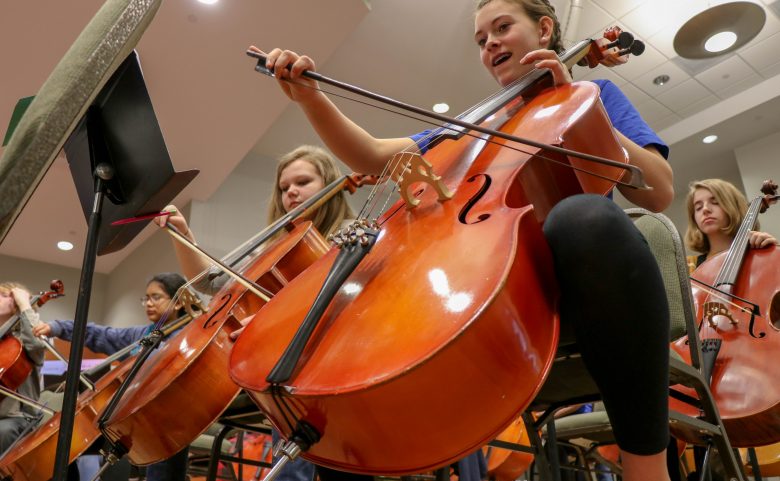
[0,292,43,339]
[715,196,763,287]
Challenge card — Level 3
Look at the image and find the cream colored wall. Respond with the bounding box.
[0,254,107,325]
[735,130,780,238]
[99,223,185,328]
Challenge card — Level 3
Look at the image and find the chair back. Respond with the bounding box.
[625,208,702,369]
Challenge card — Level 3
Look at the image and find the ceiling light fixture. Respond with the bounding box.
[432,103,450,113]
[674,2,765,59]
[57,241,74,251]
[702,135,718,144]
[197,0,219,4]
[653,75,670,86]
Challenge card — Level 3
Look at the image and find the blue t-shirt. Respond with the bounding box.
[409,79,669,159]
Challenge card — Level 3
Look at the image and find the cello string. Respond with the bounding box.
[724,198,760,283]
[334,68,544,221]
[270,387,297,433]
[255,37,629,222]
[712,197,759,289]
[274,77,635,224]
[689,278,762,318]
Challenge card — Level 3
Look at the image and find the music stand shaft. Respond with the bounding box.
[52,174,108,481]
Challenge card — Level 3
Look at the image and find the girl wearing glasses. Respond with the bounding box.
[31,272,197,481]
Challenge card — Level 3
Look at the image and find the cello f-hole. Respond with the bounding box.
[203,293,232,329]
[458,173,492,225]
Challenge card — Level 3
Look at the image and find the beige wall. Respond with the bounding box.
[735,130,780,239]
[0,254,107,325]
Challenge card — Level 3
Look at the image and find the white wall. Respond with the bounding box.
[99,221,186,328]
[0,254,107,325]
[735,130,780,238]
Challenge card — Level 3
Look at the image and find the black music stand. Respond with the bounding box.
[52,50,198,480]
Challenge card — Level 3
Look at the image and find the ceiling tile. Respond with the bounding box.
[715,73,764,99]
[674,95,720,117]
[649,113,682,132]
[695,55,758,93]
[619,0,701,40]
[633,60,691,95]
[760,61,780,77]
[635,98,674,124]
[591,0,645,18]
[619,81,653,105]
[573,0,615,41]
[672,53,736,77]
[747,2,780,45]
[648,24,680,60]
[608,42,667,81]
[738,31,780,72]
[575,64,629,86]
[655,78,713,111]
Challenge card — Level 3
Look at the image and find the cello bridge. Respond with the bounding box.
[392,153,453,209]
[703,302,737,328]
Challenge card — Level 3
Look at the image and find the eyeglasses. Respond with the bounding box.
[140,294,169,306]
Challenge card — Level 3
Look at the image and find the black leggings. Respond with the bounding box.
[542,194,670,455]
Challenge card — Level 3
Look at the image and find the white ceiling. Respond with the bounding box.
[2,0,780,273]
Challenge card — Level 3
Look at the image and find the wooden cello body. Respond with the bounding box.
[229,81,628,474]
[0,281,64,396]
[0,337,33,394]
[101,221,330,465]
[671,244,780,446]
[0,359,134,481]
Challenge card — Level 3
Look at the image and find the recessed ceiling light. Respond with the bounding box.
[432,103,449,114]
[702,135,718,144]
[704,31,737,52]
[57,241,74,251]
[653,75,670,86]
[197,0,218,4]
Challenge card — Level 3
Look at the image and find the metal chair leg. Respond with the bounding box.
[747,447,762,481]
[206,424,235,481]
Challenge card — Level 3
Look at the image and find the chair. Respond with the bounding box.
[197,391,274,481]
[510,208,746,481]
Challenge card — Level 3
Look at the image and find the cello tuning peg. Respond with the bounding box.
[617,31,634,48]
[605,31,634,50]
[630,40,645,56]
[618,40,645,57]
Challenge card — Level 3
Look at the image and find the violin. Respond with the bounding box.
[100,175,376,466]
[0,280,64,396]
[671,180,780,447]
[229,28,644,474]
